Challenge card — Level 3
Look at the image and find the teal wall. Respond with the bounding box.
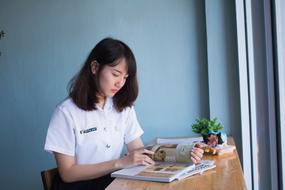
[0,0,239,189]
[205,0,241,157]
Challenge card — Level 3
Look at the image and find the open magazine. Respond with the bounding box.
[111,162,195,182]
[111,143,216,182]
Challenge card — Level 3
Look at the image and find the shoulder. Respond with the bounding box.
[55,97,83,115]
[49,98,87,127]
[122,105,138,120]
[121,105,135,114]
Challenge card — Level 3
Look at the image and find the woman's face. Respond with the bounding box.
[98,58,128,97]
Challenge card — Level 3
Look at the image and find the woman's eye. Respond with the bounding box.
[112,73,119,77]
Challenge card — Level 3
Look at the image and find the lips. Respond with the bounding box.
[111,89,118,93]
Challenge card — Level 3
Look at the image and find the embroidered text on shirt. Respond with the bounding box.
[80,127,97,134]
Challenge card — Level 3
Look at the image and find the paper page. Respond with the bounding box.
[135,163,195,180]
[156,136,203,145]
[149,143,195,163]
[112,165,146,176]
[175,143,195,163]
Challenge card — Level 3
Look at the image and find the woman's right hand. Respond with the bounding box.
[117,149,155,168]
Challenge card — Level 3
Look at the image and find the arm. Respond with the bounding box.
[126,137,144,151]
[54,138,154,183]
[54,153,121,183]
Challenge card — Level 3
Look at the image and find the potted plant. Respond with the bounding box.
[191,118,226,146]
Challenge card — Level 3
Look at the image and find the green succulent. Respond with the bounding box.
[191,118,224,136]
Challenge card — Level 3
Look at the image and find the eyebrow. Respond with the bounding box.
[112,68,128,76]
[112,69,122,74]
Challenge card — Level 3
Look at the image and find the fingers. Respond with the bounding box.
[136,153,155,165]
[190,147,204,163]
[130,149,155,160]
[126,149,155,166]
[194,143,202,148]
[138,148,155,155]
[191,156,198,164]
[193,147,204,156]
[129,148,154,155]
[191,151,200,163]
[141,154,155,166]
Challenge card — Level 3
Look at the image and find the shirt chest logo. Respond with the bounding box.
[80,127,97,134]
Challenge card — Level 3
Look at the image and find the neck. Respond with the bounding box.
[96,94,106,109]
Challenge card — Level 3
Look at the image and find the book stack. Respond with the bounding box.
[215,144,236,155]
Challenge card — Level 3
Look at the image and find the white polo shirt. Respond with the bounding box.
[44,97,143,164]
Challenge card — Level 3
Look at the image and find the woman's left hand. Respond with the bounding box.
[190,146,204,164]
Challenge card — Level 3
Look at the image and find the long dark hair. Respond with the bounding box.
[69,38,138,112]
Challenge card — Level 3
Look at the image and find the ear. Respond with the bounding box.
[90,60,98,74]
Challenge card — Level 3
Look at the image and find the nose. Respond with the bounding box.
[115,77,125,88]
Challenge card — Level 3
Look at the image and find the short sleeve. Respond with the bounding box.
[44,106,75,156]
[124,106,144,144]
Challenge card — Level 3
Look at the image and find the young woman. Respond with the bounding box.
[44,38,204,190]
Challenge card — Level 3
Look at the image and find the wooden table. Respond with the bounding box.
[106,137,247,190]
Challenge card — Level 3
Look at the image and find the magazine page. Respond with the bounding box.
[136,162,194,179]
[149,144,177,162]
[148,143,195,163]
[175,143,195,163]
